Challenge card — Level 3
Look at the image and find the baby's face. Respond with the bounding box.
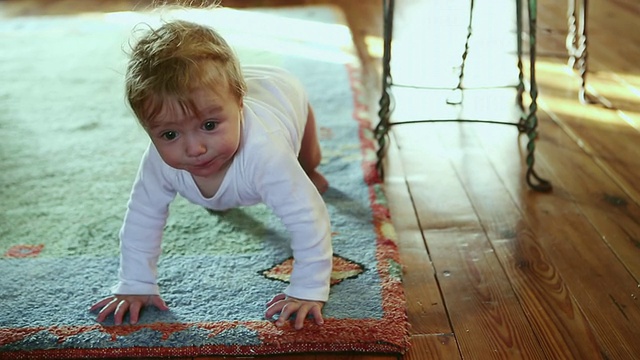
[146,83,243,179]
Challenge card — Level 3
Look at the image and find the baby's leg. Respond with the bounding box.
[299,105,329,194]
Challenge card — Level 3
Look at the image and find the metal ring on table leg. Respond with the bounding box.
[375,0,395,179]
[525,0,552,192]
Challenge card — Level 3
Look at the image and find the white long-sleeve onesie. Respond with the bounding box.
[112,66,333,302]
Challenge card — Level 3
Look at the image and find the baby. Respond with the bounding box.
[90,19,332,330]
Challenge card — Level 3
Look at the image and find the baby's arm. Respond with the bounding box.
[256,145,333,328]
[91,146,176,324]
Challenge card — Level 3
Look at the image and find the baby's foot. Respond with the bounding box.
[308,170,329,194]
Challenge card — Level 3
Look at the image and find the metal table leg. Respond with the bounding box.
[567,0,592,104]
[521,0,552,191]
[374,0,394,179]
[374,0,551,192]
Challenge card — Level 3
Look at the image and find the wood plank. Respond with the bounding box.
[534,0,640,211]
[469,112,640,358]
[520,52,640,214]
[522,11,640,281]
[383,134,454,336]
[532,101,640,281]
[433,119,604,360]
[385,0,548,356]
[404,334,461,360]
[392,124,546,359]
[425,229,546,360]
[539,80,640,212]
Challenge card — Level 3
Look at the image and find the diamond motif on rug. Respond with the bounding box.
[260,254,366,286]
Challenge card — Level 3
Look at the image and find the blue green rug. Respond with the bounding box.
[0,6,409,358]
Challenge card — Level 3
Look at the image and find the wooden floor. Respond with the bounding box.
[3,0,640,359]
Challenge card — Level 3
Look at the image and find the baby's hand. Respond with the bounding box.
[90,294,169,325]
[265,293,324,330]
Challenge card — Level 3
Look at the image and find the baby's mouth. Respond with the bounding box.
[194,158,215,168]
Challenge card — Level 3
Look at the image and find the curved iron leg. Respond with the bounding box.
[516,0,525,110]
[566,0,578,68]
[576,0,590,103]
[567,0,592,103]
[525,0,552,191]
[447,0,474,106]
[375,0,395,179]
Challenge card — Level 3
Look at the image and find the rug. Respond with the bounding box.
[0,5,409,359]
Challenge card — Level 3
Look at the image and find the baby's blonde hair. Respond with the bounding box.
[125,19,246,128]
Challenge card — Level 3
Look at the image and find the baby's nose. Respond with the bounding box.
[186,138,206,157]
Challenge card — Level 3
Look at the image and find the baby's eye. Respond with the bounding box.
[161,131,178,140]
[203,121,218,131]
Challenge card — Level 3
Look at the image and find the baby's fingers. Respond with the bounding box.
[293,304,324,330]
[276,302,301,327]
[149,295,169,311]
[96,299,119,322]
[90,297,115,312]
[293,305,311,330]
[265,300,286,320]
[309,305,324,326]
[266,293,286,308]
[113,300,130,325]
[128,301,143,324]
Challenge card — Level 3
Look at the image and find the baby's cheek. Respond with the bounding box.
[156,149,185,169]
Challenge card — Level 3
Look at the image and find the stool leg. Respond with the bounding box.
[568,0,597,104]
[375,0,395,179]
[566,0,578,68]
[516,0,525,111]
[524,0,552,192]
[447,0,474,105]
[576,0,592,104]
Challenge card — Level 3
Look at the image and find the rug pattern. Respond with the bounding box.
[0,7,409,358]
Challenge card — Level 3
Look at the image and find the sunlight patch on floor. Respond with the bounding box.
[534,58,640,128]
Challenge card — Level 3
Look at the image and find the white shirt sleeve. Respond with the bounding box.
[111,145,176,295]
[248,138,333,302]
[232,66,333,302]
